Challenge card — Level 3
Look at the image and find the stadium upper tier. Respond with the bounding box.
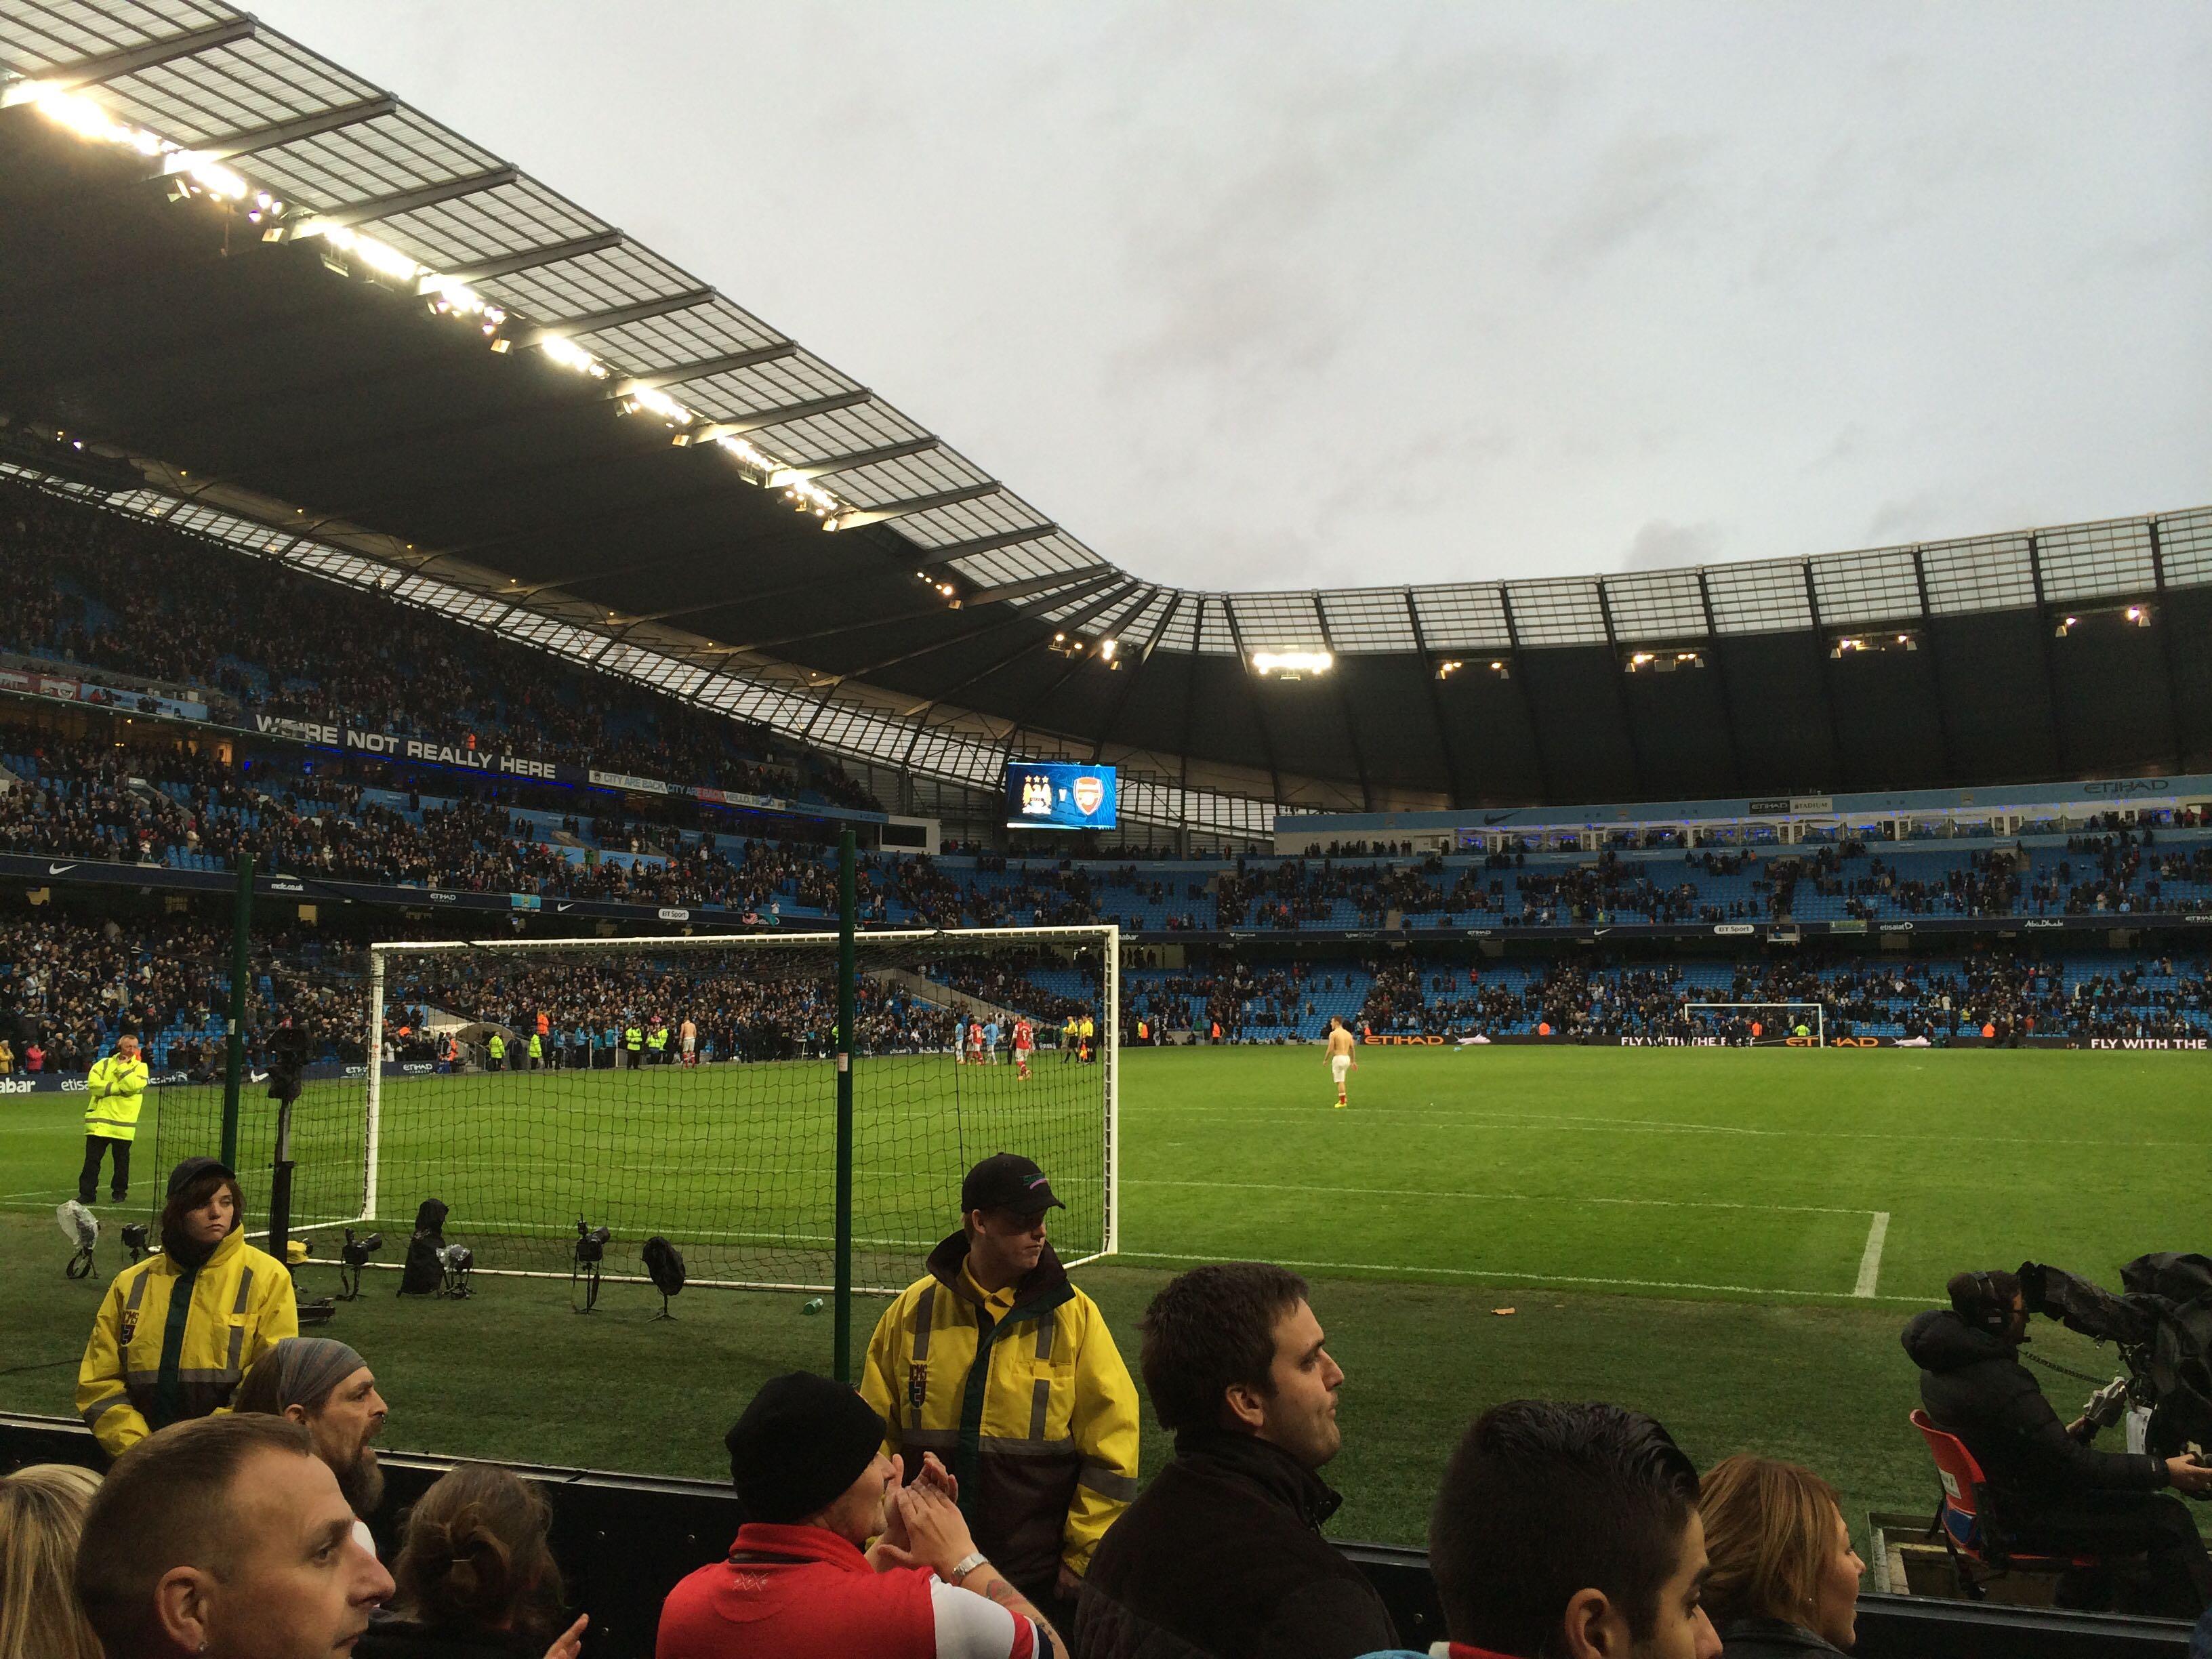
[3,5,2210,830]
[0,475,881,815]
[3,714,2210,937]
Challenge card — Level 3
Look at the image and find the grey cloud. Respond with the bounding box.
[1619,519,1727,573]
[1542,126,1721,276]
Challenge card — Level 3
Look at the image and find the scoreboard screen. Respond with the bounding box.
[1004,761,1118,831]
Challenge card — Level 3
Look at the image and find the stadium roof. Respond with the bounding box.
[3,1,2210,828]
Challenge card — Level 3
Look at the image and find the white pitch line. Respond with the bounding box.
[1115,1249,1932,1304]
[1853,1212,1891,1299]
[1141,1105,2195,1150]
[1133,1177,1866,1216]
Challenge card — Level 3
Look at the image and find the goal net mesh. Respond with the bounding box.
[157,928,1115,1294]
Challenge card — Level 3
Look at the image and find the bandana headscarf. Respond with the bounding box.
[262,1337,369,1410]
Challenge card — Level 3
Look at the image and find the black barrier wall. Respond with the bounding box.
[1,1414,2190,1659]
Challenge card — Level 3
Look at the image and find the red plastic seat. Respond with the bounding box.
[1909,1409,2102,1595]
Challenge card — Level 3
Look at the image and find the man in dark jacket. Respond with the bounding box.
[1902,1268,2212,1617]
[1073,1262,1397,1659]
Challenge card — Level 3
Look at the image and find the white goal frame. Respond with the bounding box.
[1680,1002,1826,1046]
[359,924,1120,1287]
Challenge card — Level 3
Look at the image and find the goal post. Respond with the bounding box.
[1680,1002,1826,1046]
[161,924,1118,1299]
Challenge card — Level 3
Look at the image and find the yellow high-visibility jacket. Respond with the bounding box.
[84,1052,150,1141]
[861,1234,1139,1594]
[76,1223,297,1458]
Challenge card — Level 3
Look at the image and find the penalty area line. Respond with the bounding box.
[1114,1250,1933,1304]
[1853,1211,1891,1299]
[1132,1177,1866,1216]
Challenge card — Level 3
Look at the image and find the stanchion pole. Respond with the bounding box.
[219,855,255,1168]
[833,830,857,1382]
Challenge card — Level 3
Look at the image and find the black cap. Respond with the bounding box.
[724,1372,884,1523]
[166,1156,236,1198]
[960,1152,1063,1217]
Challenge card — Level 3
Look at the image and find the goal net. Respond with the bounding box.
[165,926,1117,1294]
[1679,1002,1826,1046]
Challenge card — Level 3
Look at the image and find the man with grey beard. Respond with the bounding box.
[232,1336,390,1519]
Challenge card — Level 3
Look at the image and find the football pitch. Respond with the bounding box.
[1,1046,2198,1551]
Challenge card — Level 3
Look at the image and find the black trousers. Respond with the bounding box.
[78,1134,131,1204]
[2002,1488,2212,1618]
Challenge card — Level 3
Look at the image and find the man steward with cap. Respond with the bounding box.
[76,1155,298,1458]
[659,1370,1061,1658]
[861,1153,1140,1634]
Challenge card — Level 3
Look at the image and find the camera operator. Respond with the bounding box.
[1903,1268,2212,1617]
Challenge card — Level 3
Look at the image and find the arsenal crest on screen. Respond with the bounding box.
[1071,775,1105,815]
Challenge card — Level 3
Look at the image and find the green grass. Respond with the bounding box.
[1,1046,2196,1553]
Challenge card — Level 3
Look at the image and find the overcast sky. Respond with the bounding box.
[247,1,2212,592]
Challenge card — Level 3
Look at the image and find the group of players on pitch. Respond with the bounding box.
[954,1010,1357,1102]
[956,1010,1100,1077]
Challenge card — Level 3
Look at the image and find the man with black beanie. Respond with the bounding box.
[657,1370,1064,1658]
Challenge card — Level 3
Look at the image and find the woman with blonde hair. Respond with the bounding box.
[360,1462,585,1659]
[0,1462,104,1659]
[1698,1454,1866,1656]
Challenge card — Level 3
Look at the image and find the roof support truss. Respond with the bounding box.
[682,389,872,442]
[1311,595,1371,810]
[1403,590,1469,806]
[827,482,1000,531]
[1092,590,1182,762]
[611,341,799,394]
[767,437,940,484]
[912,524,1058,570]
[519,286,714,346]
[300,165,520,231]
[956,563,1120,608]
[437,231,622,285]
[189,95,398,162]
[22,17,255,90]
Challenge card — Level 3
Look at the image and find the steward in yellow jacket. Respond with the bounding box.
[860,1153,1139,1620]
[77,1033,149,1206]
[76,1156,296,1458]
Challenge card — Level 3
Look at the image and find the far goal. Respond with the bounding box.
[1679,1002,1826,1047]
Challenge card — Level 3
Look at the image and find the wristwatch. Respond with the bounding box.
[948,1551,989,1585]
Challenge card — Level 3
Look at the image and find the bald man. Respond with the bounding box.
[75,1413,393,1659]
[79,1032,149,1204]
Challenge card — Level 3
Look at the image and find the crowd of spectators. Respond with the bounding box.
[1344,950,2212,1044]
[5,893,2206,1072]
[386,950,967,1063]
[0,477,879,811]
[7,711,2212,941]
[26,1254,2209,1658]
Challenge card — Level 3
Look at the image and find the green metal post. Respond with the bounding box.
[219,855,255,1169]
[834,830,857,1381]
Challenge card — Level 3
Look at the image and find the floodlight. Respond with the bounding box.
[1250,650,1333,677]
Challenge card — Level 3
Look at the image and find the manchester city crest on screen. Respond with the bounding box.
[1004,761,1118,830]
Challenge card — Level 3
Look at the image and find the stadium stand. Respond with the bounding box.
[0,476,882,814]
